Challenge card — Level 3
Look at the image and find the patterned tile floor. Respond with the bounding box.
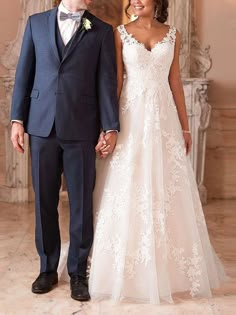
[0,199,235,315]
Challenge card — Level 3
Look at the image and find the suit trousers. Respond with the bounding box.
[29,127,96,277]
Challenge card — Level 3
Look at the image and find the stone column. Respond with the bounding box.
[183,79,211,204]
[168,0,212,203]
[168,0,192,78]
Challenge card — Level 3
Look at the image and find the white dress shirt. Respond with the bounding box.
[57,2,85,45]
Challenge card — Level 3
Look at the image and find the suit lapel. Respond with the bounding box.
[62,10,94,63]
[48,7,60,62]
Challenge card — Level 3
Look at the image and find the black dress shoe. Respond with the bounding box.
[32,272,58,294]
[70,275,90,301]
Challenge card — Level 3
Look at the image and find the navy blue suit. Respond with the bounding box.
[11,8,119,276]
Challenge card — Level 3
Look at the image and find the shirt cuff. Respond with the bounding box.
[11,120,23,125]
[105,130,118,134]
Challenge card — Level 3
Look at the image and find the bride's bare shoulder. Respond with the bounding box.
[162,23,171,30]
[123,21,136,32]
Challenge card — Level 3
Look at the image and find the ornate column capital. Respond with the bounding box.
[168,0,212,79]
[190,14,212,78]
[168,0,192,78]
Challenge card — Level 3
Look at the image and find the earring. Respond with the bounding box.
[131,14,138,21]
[154,7,159,19]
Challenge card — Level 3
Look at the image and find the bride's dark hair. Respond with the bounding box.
[125,0,169,23]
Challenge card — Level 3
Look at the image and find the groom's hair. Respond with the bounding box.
[125,0,169,24]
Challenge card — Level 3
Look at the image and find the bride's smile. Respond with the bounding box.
[130,0,155,17]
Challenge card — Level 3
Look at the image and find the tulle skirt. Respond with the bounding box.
[59,88,226,304]
[88,88,226,304]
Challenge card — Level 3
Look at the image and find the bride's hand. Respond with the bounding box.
[95,131,110,158]
[183,132,192,155]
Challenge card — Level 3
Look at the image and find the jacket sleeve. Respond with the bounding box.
[11,16,36,123]
[97,26,120,132]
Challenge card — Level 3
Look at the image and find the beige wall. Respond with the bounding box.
[90,0,122,28]
[195,0,236,199]
[0,1,21,100]
[0,1,21,75]
[0,1,21,184]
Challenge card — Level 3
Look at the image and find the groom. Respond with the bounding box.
[10,0,119,301]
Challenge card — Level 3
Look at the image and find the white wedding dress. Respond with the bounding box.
[59,25,226,304]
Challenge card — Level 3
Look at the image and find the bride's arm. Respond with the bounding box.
[168,31,189,132]
[114,29,124,99]
[169,30,192,154]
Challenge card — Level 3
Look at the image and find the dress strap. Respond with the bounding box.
[167,26,177,45]
[117,25,127,36]
[117,25,132,44]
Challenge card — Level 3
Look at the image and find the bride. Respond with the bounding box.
[60,0,226,304]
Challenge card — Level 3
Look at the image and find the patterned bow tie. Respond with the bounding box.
[60,11,82,22]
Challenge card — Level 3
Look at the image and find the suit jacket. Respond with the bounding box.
[11,8,120,141]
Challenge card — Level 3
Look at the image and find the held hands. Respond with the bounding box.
[11,122,25,154]
[95,131,118,158]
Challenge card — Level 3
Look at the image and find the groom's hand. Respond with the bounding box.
[11,122,25,154]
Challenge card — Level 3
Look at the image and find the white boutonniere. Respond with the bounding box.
[82,18,92,31]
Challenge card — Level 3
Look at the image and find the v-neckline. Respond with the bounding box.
[122,25,171,52]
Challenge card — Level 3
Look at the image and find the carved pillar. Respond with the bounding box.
[0,0,53,202]
[168,0,192,78]
[168,0,212,204]
[183,79,211,204]
[190,4,212,78]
